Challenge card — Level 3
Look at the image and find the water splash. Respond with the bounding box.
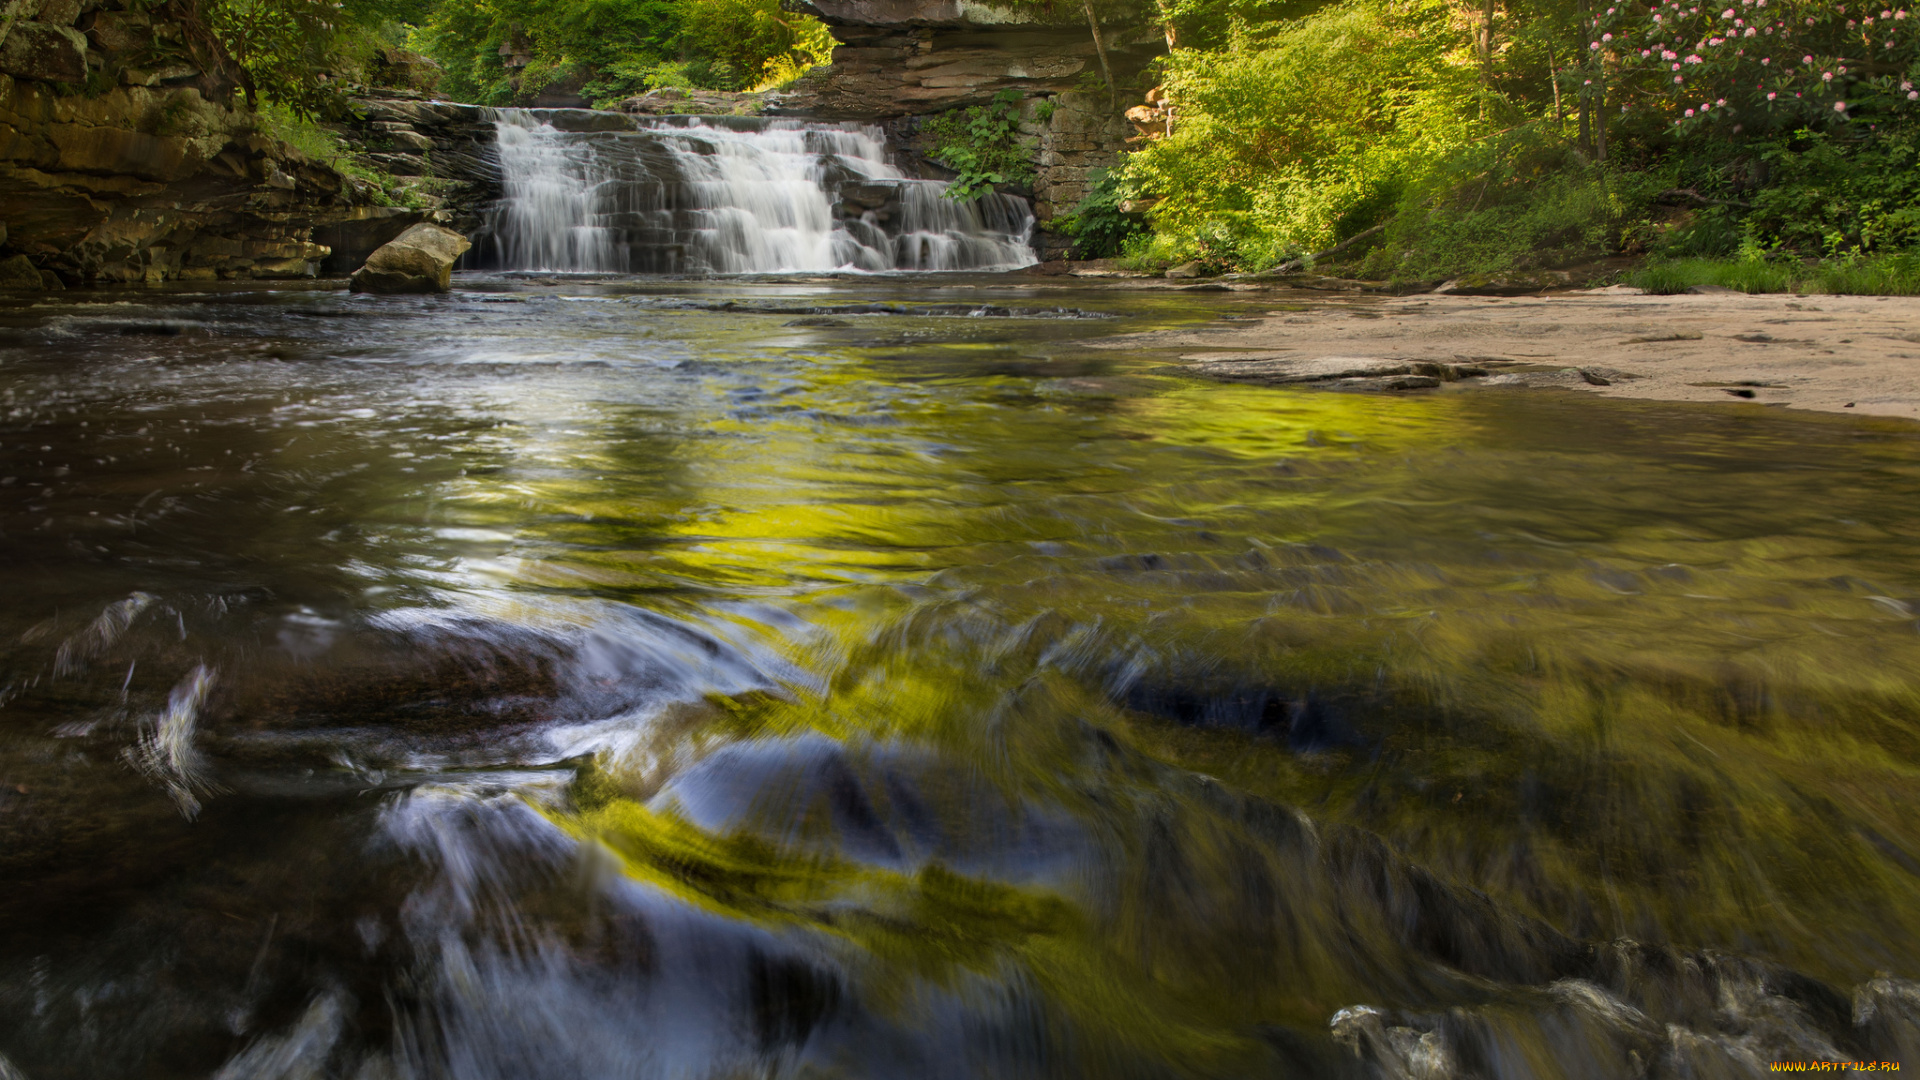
[480,111,1035,274]
[126,662,220,819]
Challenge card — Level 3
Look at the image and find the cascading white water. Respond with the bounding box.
[479,110,1037,274]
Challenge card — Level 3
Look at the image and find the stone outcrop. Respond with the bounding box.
[0,0,500,285]
[772,0,1152,246]
[773,0,1160,116]
[349,222,471,293]
[320,93,499,271]
[615,87,764,116]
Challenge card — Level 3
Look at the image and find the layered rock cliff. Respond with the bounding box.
[0,0,498,285]
[773,0,1157,237]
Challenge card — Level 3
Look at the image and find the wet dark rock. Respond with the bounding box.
[0,21,87,83]
[0,254,45,290]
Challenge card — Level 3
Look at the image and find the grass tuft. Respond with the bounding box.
[1631,254,1920,295]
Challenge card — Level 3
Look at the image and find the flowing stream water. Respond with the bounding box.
[472,111,1037,274]
[1,276,1919,1079]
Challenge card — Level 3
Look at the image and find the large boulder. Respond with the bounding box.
[349,223,472,294]
[0,254,46,290]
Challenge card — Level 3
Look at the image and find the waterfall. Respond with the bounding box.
[475,110,1037,274]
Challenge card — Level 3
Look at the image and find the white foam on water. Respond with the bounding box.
[485,111,1035,274]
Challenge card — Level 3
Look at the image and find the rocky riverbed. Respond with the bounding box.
[1089,285,1920,420]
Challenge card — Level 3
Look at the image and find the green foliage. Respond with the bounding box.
[1120,0,1490,271]
[1595,0,1920,135]
[1631,251,1920,293]
[1358,132,1672,280]
[924,90,1036,201]
[410,0,831,105]
[1048,169,1149,258]
[202,0,432,115]
[253,101,402,203]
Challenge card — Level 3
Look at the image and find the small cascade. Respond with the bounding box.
[474,110,1036,274]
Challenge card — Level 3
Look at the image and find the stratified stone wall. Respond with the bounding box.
[1025,91,1130,225]
[774,0,1155,248]
[0,0,497,285]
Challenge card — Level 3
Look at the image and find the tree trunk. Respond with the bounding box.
[1549,50,1562,124]
[1082,0,1117,112]
[1479,0,1496,85]
[1594,77,1607,162]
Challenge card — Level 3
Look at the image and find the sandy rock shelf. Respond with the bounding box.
[1095,288,1920,421]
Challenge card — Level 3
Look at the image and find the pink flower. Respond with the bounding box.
[1686,107,1697,115]
[1847,18,1857,26]
[1643,47,1653,55]
[1654,12,1664,19]
[1673,61,1684,68]
[1717,97,1727,104]
[1835,100,1848,110]
[1824,70,1834,79]
[1686,53,1703,61]
[1807,16,1816,23]
[1591,40,1601,48]
[1804,53,1814,62]
[1745,25,1757,33]
[1885,7,1894,14]
[1664,48,1679,57]
[1909,89,1919,97]
[1677,73,1687,81]
[1762,55,1771,62]
[1709,35,1724,43]
[1902,80,1912,88]
[1603,32,1614,40]
[1722,5,1735,13]
[1899,8,1910,17]
[1768,90,1778,97]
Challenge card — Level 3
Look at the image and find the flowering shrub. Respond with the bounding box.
[1593,0,1920,132]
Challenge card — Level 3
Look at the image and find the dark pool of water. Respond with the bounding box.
[1,276,1917,1079]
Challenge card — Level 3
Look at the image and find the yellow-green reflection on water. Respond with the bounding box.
[3,280,1918,1077]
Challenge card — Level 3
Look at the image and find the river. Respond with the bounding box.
[1,275,1917,1078]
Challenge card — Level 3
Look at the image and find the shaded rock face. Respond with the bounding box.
[349,222,471,293]
[0,0,500,286]
[318,94,500,272]
[772,0,1148,243]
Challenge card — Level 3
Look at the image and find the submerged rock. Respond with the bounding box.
[349,224,472,294]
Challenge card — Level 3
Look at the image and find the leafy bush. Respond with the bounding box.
[1594,0,1920,135]
[1048,168,1148,259]
[1119,0,1489,271]
[410,0,832,104]
[202,0,431,115]
[1358,133,1672,279]
[923,90,1036,200]
[1631,249,1920,291]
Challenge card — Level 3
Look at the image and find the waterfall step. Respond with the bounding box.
[473,109,1037,275]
